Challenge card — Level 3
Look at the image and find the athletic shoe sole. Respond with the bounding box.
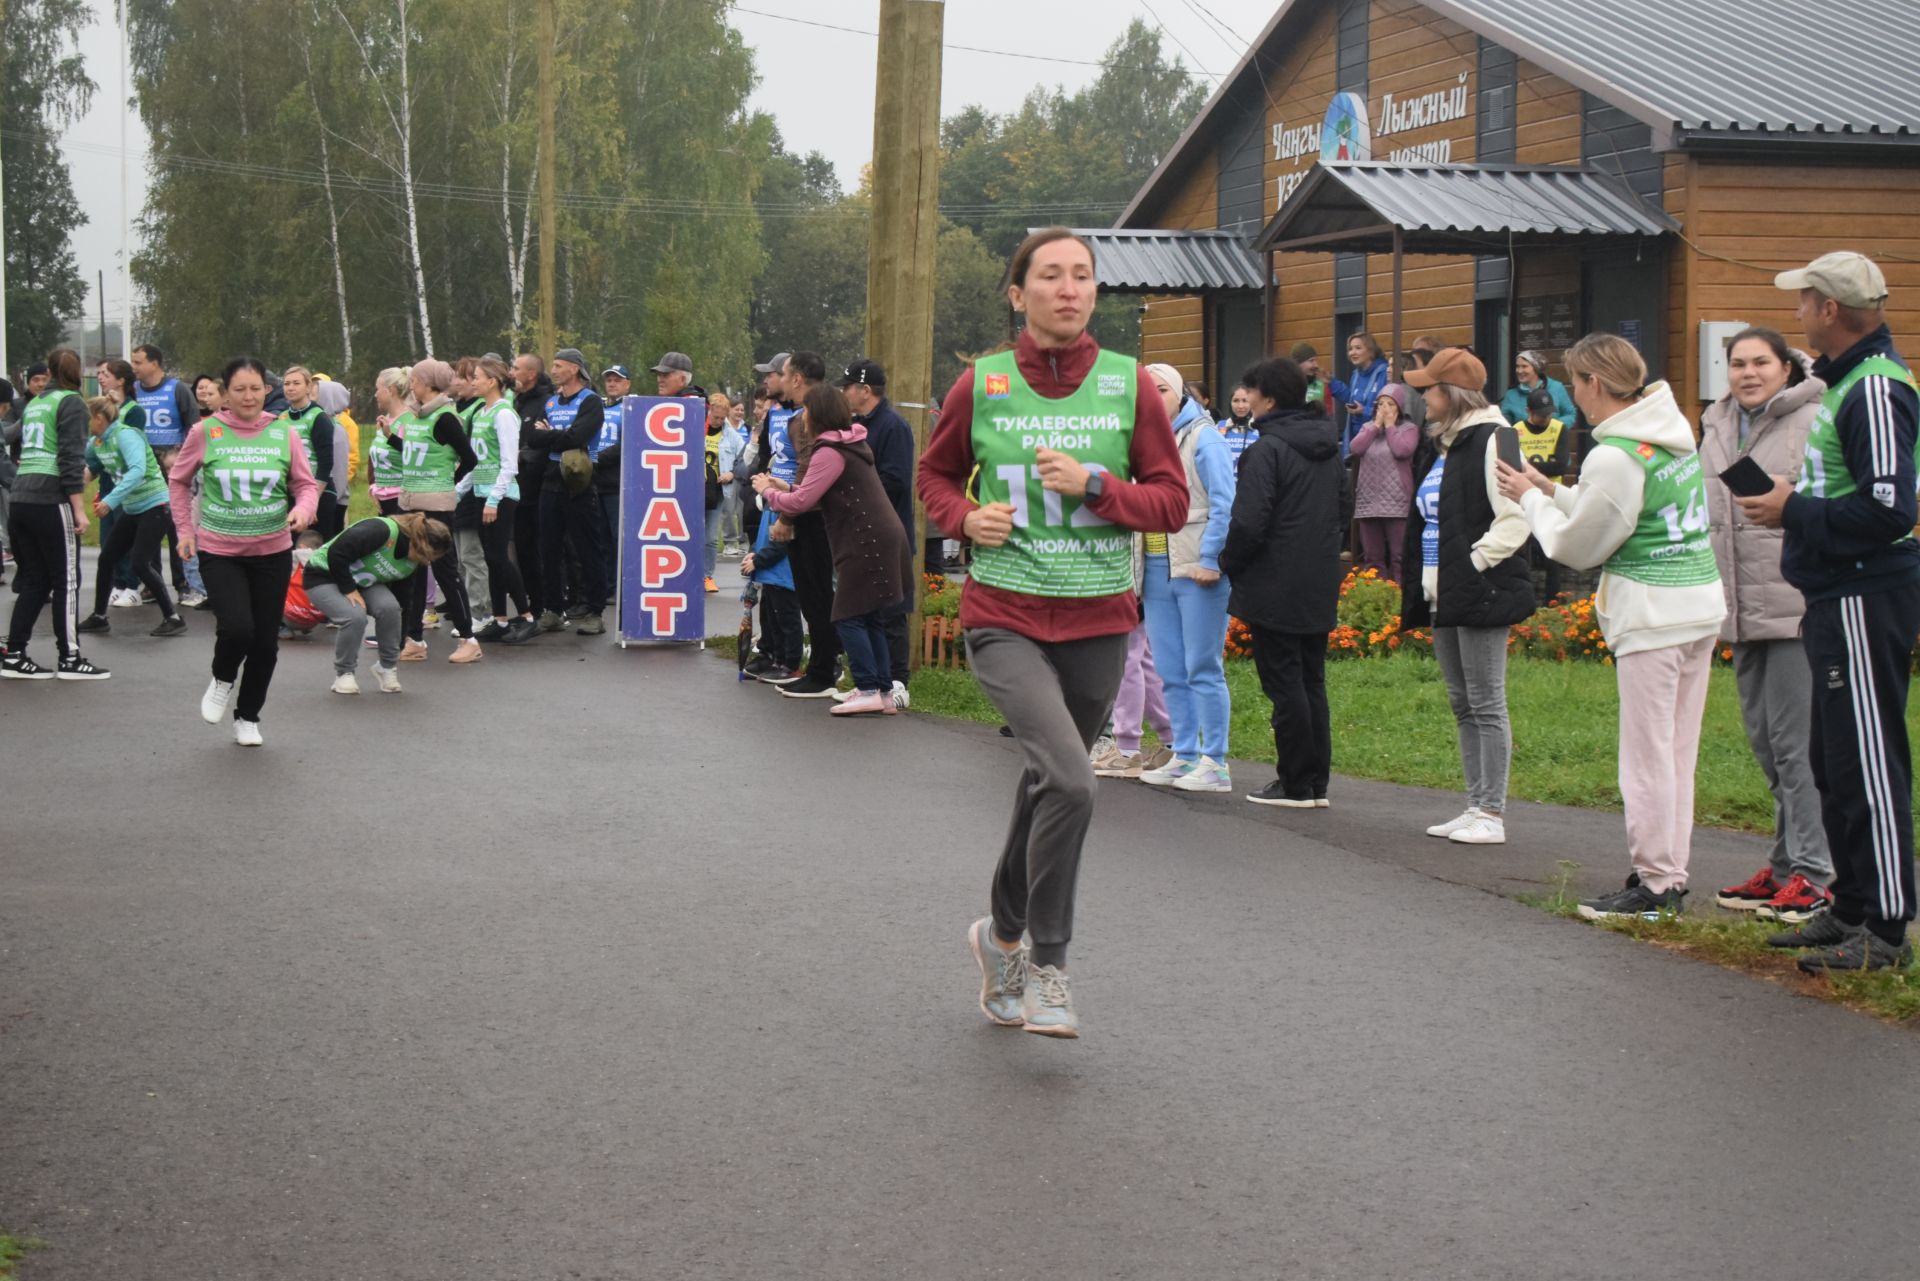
[1,669,54,681]
[1021,1019,1079,1039]
[56,670,112,681]
[1247,795,1316,808]
[779,686,838,699]
[1715,895,1773,912]
[967,923,1024,1028]
[1576,904,1676,922]
[1761,902,1832,924]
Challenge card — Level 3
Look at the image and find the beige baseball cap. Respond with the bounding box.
[1775,251,1888,308]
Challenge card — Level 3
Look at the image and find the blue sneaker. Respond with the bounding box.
[968,917,1027,1026]
[1020,964,1079,1038]
[1172,756,1232,793]
[1139,756,1195,787]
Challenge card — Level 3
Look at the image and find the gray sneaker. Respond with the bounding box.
[1020,964,1079,1038]
[1766,912,1850,950]
[968,917,1027,1026]
[1795,928,1914,975]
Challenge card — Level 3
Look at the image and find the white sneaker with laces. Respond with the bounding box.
[1426,808,1483,838]
[331,671,361,695]
[831,687,855,703]
[201,678,236,724]
[1140,757,1195,787]
[1449,813,1506,845]
[890,680,910,710]
[373,664,403,694]
[1172,756,1232,793]
[234,719,263,747]
[110,587,141,608]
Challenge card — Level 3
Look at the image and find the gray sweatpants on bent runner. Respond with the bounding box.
[968,627,1130,969]
[306,580,403,675]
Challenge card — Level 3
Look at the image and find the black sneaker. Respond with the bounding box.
[151,616,188,637]
[753,662,796,684]
[575,615,606,636]
[1796,928,1913,975]
[1246,780,1316,808]
[563,604,592,621]
[56,654,111,681]
[1577,877,1686,921]
[501,617,541,645]
[1,652,53,680]
[778,675,839,699]
[742,653,774,678]
[1767,912,1850,950]
[474,619,509,642]
[76,613,111,634]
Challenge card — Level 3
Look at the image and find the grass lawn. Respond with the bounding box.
[0,1234,44,1278]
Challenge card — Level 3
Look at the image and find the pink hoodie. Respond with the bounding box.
[168,410,322,558]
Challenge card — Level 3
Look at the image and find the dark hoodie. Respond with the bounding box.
[1220,405,1345,633]
[514,374,556,491]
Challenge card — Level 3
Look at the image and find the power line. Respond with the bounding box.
[726,4,1112,69]
[1137,0,1224,84]
[1179,0,1247,58]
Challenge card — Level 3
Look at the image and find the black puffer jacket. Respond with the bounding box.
[1400,416,1534,629]
[1220,406,1346,633]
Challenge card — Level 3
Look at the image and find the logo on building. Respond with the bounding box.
[984,373,1011,399]
[1320,92,1372,164]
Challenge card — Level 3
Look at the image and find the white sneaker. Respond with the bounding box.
[331,671,361,695]
[1088,734,1117,766]
[373,663,403,694]
[890,680,910,710]
[110,587,141,608]
[1449,813,1506,845]
[831,687,855,703]
[200,677,236,724]
[233,719,263,747]
[1172,755,1232,793]
[1140,757,1195,787]
[1426,808,1483,838]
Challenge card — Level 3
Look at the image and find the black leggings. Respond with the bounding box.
[404,526,473,640]
[198,549,292,722]
[5,501,80,658]
[478,498,529,617]
[93,505,176,619]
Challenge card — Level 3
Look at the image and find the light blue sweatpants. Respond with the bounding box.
[1141,556,1233,761]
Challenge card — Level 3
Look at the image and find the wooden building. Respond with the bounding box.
[1106,0,1920,411]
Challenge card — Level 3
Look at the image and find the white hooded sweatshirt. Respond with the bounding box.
[1519,381,1726,657]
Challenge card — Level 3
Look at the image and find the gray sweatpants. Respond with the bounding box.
[1433,624,1512,815]
[307,580,403,674]
[967,627,1129,969]
[456,529,490,627]
[1733,637,1833,884]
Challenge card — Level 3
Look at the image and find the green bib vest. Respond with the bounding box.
[1595,436,1720,587]
[468,402,506,493]
[96,415,167,511]
[1796,355,1919,502]
[969,348,1136,598]
[397,410,458,494]
[18,390,75,478]
[310,516,414,587]
[282,404,323,466]
[199,419,295,537]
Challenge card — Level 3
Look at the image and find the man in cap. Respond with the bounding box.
[523,347,609,635]
[840,357,915,705]
[585,364,633,614]
[1290,342,1334,417]
[506,353,556,626]
[1739,251,1920,973]
[653,351,693,398]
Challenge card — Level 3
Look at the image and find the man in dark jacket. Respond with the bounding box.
[1741,252,1920,973]
[1219,356,1344,807]
[510,354,556,624]
[522,348,608,634]
[841,357,915,703]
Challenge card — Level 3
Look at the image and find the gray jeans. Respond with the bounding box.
[456,529,490,628]
[306,579,403,674]
[967,627,1129,969]
[1733,637,1833,883]
[1433,624,1511,815]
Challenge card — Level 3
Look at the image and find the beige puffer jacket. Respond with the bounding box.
[1699,372,1825,643]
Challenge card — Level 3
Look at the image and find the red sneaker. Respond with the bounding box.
[1715,868,1779,912]
[1756,873,1834,923]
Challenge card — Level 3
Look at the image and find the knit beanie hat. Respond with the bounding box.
[1289,342,1318,363]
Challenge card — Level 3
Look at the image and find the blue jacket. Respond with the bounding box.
[1499,377,1577,427]
[1329,359,1390,456]
[1780,326,1920,601]
[745,503,794,591]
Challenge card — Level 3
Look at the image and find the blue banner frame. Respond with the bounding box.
[617,395,707,643]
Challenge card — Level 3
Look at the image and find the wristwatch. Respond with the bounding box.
[1084,470,1106,501]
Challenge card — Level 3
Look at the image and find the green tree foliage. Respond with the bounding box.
[2,0,96,365]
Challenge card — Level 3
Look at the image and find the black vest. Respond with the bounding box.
[1400,419,1534,629]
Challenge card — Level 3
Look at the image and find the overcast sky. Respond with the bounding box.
[57,0,1281,335]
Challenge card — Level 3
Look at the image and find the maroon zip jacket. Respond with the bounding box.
[919,330,1188,642]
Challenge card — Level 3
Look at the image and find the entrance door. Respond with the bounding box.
[1214,294,1263,410]
[1582,246,1667,385]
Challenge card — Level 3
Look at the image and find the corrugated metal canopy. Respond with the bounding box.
[1014,229,1264,293]
[1251,163,1680,255]
[1424,0,1920,143]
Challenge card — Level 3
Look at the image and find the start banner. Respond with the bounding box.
[617,394,707,643]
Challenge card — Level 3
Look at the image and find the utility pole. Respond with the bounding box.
[536,0,558,358]
[119,0,131,357]
[865,0,943,670]
[1,135,9,379]
[97,270,108,369]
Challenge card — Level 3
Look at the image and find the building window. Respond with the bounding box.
[1583,93,1661,206]
[1477,39,1516,163]
[1217,88,1266,235]
[1336,0,1368,94]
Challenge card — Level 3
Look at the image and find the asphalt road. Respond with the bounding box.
[3,577,1918,1280]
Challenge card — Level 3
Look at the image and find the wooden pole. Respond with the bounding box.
[866,0,944,672]
[1390,225,1405,380]
[536,0,558,358]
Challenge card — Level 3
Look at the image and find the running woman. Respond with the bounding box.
[383,359,480,662]
[919,227,1187,1037]
[2,348,110,680]
[168,356,321,744]
[462,356,537,644]
[76,395,187,637]
[368,366,410,515]
[303,511,454,695]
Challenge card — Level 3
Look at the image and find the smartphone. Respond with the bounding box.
[1719,455,1776,498]
[1494,425,1525,472]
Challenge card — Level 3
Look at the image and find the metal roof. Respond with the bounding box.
[1119,0,1920,229]
[1424,0,1920,145]
[1251,163,1680,255]
[1015,228,1265,293]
